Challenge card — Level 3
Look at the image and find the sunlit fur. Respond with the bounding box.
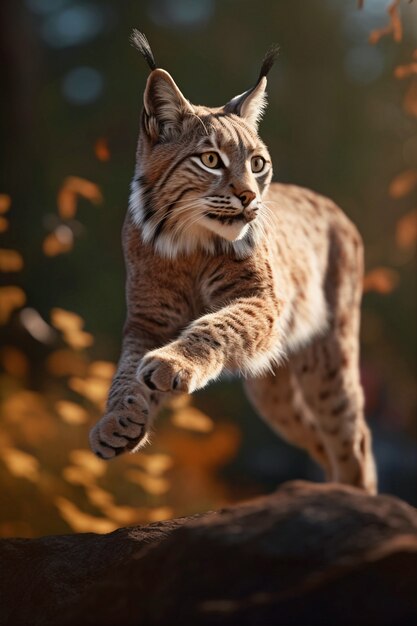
[90,41,377,494]
[129,109,272,260]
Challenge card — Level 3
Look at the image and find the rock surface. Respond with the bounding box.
[1,481,417,625]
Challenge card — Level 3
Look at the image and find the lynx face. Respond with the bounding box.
[129,36,276,258]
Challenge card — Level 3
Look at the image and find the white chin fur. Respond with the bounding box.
[201,217,250,242]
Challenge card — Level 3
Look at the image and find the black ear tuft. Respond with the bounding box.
[131,29,157,72]
[257,45,280,83]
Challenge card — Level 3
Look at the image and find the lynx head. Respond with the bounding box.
[129,30,278,259]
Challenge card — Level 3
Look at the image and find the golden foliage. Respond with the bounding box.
[55,497,118,533]
[64,360,114,412]
[125,469,170,495]
[388,169,417,199]
[2,447,40,482]
[68,375,110,407]
[50,308,94,350]
[51,308,84,333]
[94,138,111,162]
[161,423,241,470]
[43,226,74,257]
[0,346,29,378]
[57,176,103,219]
[394,63,417,79]
[86,485,114,508]
[55,400,89,425]
[363,267,400,294]
[46,349,89,377]
[369,0,402,45]
[69,449,107,478]
[0,194,11,213]
[396,210,417,250]
[127,452,173,475]
[1,390,57,444]
[0,217,9,233]
[63,450,107,488]
[87,361,116,380]
[0,249,24,272]
[0,286,26,324]
[404,78,417,118]
[171,407,214,433]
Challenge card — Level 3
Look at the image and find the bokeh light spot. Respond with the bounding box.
[344,45,384,84]
[148,0,214,28]
[41,4,105,48]
[62,67,104,105]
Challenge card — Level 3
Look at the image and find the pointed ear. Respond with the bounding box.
[142,69,194,142]
[224,77,268,128]
[223,45,279,128]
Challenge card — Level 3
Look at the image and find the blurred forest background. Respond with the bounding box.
[0,0,416,537]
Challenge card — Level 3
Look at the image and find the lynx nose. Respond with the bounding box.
[237,190,256,208]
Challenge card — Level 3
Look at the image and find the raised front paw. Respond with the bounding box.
[89,387,150,460]
[137,348,194,394]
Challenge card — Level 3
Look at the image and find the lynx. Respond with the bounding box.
[90,31,377,493]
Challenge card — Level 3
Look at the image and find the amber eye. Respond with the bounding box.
[201,152,221,169]
[251,156,266,173]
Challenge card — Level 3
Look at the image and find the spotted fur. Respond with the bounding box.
[90,34,377,494]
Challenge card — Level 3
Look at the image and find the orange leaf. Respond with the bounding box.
[50,308,93,350]
[94,138,111,162]
[0,249,23,272]
[124,469,170,495]
[88,361,116,380]
[404,78,417,118]
[369,0,402,45]
[55,400,89,425]
[57,176,103,219]
[51,307,83,332]
[55,497,117,533]
[126,452,173,475]
[0,217,8,232]
[389,0,402,43]
[0,194,11,214]
[57,187,77,220]
[363,267,399,294]
[46,349,89,377]
[69,449,106,477]
[0,286,26,324]
[171,407,214,433]
[86,485,114,509]
[0,346,29,378]
[394,62,417,80]
[389,169,417,198]
[69,376,110,407]
[396,209,417,249]
[3,447,40,482]
[43,227,73,256]
[63,329,94,350]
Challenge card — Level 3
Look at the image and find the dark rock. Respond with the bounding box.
[1,481,416,625]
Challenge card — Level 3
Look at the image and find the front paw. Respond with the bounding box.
[89,388,150,460]
[137,349,194,393]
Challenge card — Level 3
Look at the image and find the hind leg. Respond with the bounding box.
[244,362,332,479]
[292,323,377,494]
